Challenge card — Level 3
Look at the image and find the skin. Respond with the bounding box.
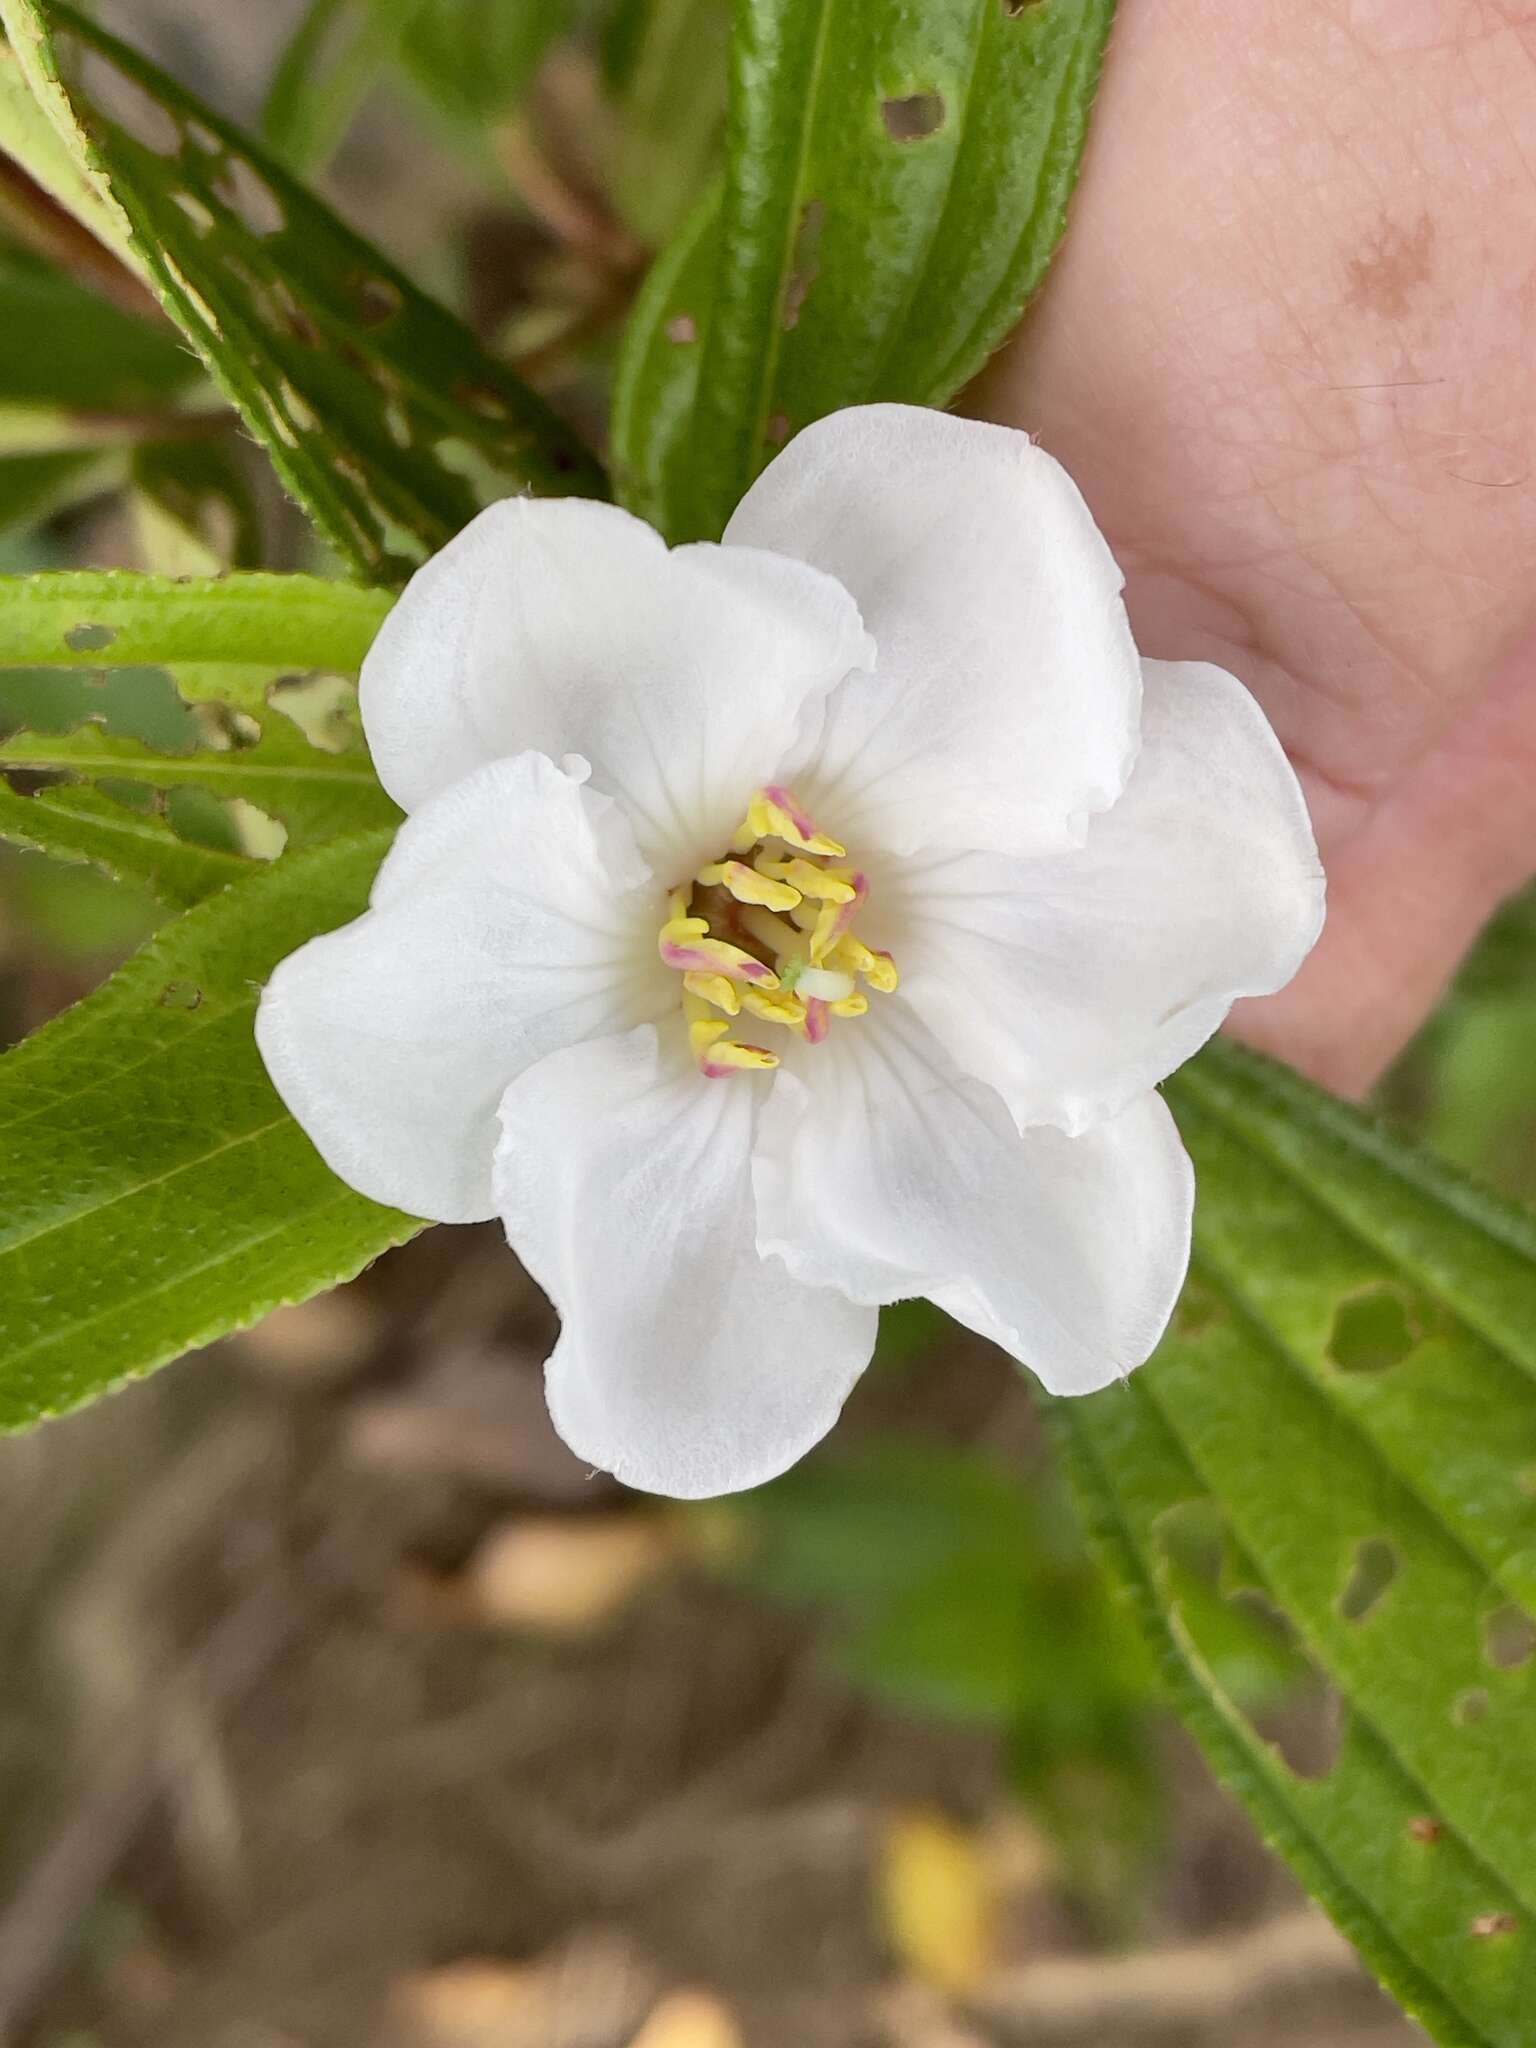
[977,0,1536,1095]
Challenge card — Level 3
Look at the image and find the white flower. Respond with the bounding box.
[256,405,1324,1498]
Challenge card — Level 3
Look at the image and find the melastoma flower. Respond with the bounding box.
[256,405,1323,1497]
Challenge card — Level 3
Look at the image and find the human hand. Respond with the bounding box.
[977,0,1536,1095]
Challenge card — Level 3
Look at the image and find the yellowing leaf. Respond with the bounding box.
[878,1809,997,1996]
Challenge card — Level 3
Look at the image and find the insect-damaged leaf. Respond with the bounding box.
[0,0,606,581]
[614,0,1116,542]
[1055,1040,1536,2047]
[0,571,401,890]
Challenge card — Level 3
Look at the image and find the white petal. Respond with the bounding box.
[360,494,871,875]
[724,404,1141,860]
[256,753,668,1224]
[495,1027,877,1498]
[889,659,1326,1133]
[753,1002,1192,1396]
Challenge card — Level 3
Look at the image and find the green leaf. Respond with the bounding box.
[0,569,391,674]
[0,569,401,874]
[609,183,716,528]
[128,436,264,575]
[0,0,606,581]
[0,833,422,1428]
[616,0,1115,541]
[0,239,194,412]
[1055,1038,1536,2046]
[605,0,729,249]
[0,779,249,906]
[0,446,120,536]
[261,0,427,175]
[395,0,573,133]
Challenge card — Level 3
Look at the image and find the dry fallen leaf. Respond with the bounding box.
[877,1808,998,1997]
[396,1957,551,2046]
[396,1927,654,2047]
[466,1512,678,1636]
[627,1988,746,2048]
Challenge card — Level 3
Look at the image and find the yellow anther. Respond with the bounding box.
[739,986,809,1029]
[685,988,780,1077]
[683,970,741,1016]
[699,1037,780,1076]
[688,1012,730,1061]
[754,858,857,904]
[667,886,697,925]
[730,784,845,859]
[660,926,781,988]
[830,991,869,1020]
[809,899,844,964]
[696,859,802,913]
[830,934,899,992]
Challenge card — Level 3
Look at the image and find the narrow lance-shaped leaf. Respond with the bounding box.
[0,0,607,581]
[0,833,422,1428]
[0,570,401,885]
[1054,1038,1536,2048]
[616,0,1116,541]
[0,779,250,907]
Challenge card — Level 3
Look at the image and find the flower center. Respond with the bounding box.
[656,784,899,1078]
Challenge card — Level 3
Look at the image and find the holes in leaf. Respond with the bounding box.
[1152,1501,1343,1781]
[75,48,182,154]
[349,274,404,329]
[1453,1687,1489,1727]
[268,673,358,755]
[192,703,261,752]
[170,190,216,235]
[665,313,698,345]
[1338,1537,1399,1624]
[211,154,287,238]
[451,380,512,422]
[881,91,948,143]
[1482,1602,1536,1671]
[1471,1913,1519,1939]
[159,980,202,1010]
[277,381,319,435]
[65,624,117,654]
[1326,1284,1420,1374]
[225,798,286,860]
[783,200,825,333]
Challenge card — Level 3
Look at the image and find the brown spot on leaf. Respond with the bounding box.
[349,273,404,329]
[1483,1602,1536,1671]
[1346,213,1435,318]
[665,313,698,344]
[783,200,825,332]
[1471,1913,1518,1939]
[1407,1817,1443,1843]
